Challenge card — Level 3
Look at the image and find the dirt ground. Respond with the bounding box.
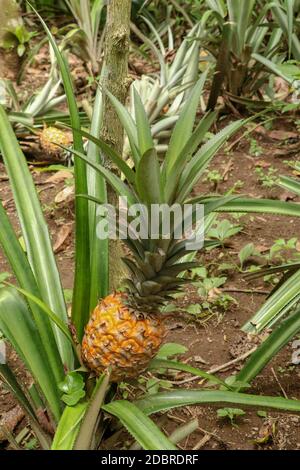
[1,48,300,451]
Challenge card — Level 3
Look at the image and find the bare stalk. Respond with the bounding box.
[101,0,132,290]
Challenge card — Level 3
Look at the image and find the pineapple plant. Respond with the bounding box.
[79,82,246,382]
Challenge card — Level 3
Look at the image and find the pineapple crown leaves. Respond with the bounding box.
[61,82,247,300]
[62,80,248,240]
[62,78,246,209]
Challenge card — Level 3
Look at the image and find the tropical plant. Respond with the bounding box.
[0,49,65,125]
[0,0,36,57]
[0,47,88,159]
[26,1,105,74]
[242,169,300,336]
[129,20,211,144]
[127,21,211,160]
[206,0,300,109]
[63,0,105,74]
[64,75,300,392]
[220,168,300,389]
[1,23,37,57]
[2,3,300,452]
[3,96,298,449]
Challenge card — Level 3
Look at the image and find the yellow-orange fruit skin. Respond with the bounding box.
[81,293,165,382]
[39,127,71,158]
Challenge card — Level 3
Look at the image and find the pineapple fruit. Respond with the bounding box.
[82,293,165,382]
[81,81,244,382]
[39,126,71,160]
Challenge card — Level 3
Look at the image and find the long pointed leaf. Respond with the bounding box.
[242,269,300,334]
[67,147,137,206]
[0,288,63,422]
[102,401,177,450]
[0,105,73,369]
[51,402,88,450]
[238,307,300,387]
[215,197,300,217]
[31,4,91,340]
[86,88,109,309]
[74,373,110,450]
[166,111,218,202]
[0,203,64,384]
[133,88,154,155]
[105,88,140,166]
[136,390,300,415]
[165,73,208,176]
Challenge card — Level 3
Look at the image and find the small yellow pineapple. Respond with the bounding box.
[39,126,71,159]
[82,293,165,382]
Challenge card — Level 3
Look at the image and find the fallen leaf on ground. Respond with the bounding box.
[193,355,208,365]
[45,170,73,184]
[254,125,267,136]
[256,244,270,253]
[268,130,298,141]
[254,419,276,445]
[255,160,271,169]
[53,225,72,254]
[55,185,74,204]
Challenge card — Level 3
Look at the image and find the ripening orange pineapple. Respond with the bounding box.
[82,293,165,382]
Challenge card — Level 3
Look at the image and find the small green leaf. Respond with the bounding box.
[62,390,86,407]
[162,303,178,313]
[59,372,86,406]
[59,372,85,394]
[217,408,246,422]
[186,304,202,315]
[156,343,188,359]
[17,44,26,57]
[239,243,258,268]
